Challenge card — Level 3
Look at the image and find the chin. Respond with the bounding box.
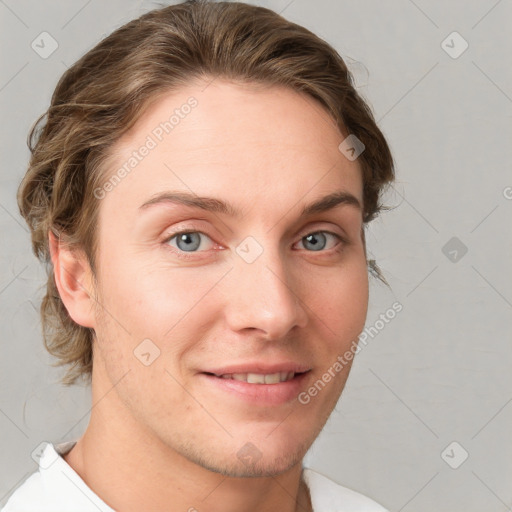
[180,435,309,478]
[214,451,304,478]
[238,434,312,477]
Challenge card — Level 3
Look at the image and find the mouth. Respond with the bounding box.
[204,371,301,384]
[199,370,312,405]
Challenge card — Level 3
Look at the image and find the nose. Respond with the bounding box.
[222,240,308,340]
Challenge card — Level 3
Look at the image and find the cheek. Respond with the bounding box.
[305,256,369,348]
[95,241,226,349]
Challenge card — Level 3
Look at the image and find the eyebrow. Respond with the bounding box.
[138,190,362,218]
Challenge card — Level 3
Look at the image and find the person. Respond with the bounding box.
[2,1,394,510]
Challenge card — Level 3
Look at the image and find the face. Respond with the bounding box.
[90,78,368,477]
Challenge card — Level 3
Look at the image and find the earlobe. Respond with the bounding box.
[48,229,96,329]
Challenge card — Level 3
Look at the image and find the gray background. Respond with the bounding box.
[1,1,511,510]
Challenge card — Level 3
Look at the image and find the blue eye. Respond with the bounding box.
[163,229,345,260]
[297,231,343,252]
[165,231,213,253]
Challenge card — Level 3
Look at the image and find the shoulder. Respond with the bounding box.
[302,467,388,512]
[1,441,114,512]
[1,470,45,512]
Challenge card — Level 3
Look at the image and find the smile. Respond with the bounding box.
[200,370,311,405]
[213,371,296,384]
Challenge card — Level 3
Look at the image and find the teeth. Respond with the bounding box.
[247,373,266,384]
[264,373,280,384]
[218,372,296,384]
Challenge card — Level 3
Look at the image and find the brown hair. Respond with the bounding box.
[18,0,395,386]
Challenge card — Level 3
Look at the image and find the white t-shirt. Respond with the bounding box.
[1,441,388,512]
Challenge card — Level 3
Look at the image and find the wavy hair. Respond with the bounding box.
[17,0,395,386]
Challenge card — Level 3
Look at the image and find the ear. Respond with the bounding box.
[48,229,96,329]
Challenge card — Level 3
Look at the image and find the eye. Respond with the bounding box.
[295,231,344,252]
[162,228,346,260]
[164,231,215,254]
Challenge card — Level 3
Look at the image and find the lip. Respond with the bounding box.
[201,362,312,376]
[198,370,312,406]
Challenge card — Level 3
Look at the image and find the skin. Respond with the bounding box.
[51,78,369,512]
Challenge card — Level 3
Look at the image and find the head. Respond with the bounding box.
[18,0,394,477]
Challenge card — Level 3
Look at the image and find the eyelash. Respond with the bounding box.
[161,228,347,261]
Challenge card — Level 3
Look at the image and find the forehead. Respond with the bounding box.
[98,79,363,223]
